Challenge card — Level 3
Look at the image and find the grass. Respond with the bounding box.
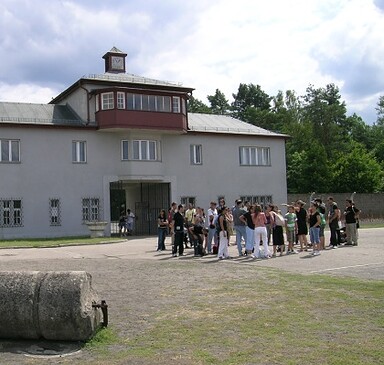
[75,266,383,365]
[0,236,122,248]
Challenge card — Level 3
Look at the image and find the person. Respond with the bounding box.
[308,202,321,256]
[172,204,185,257]
[184,203,196,248]
[126,209,135,235]
[314,198,326,250]
[252,204,271,259]
[240,204,255,256]
[189,207,205,256]
[225,205,234,245]
[168,202,177,245]
[118,210,127,237]
[344,199,360,246]
[269,205,286,256]
[232,199,247,256]
[295,200,308,251]
[327,197,340,249]
[217,206,230,260]
[157,209,168,251]
[206,201,218,254]
[284,205,298,254]
[265,206,273,246]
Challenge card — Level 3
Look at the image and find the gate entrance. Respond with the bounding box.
[109,181,170,236]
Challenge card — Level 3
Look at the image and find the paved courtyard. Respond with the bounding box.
[1,227,383,280]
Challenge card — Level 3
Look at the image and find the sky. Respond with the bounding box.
[1,0,384,125]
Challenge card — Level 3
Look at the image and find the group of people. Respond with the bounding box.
[157,196,360,259]
[118,209,136,236]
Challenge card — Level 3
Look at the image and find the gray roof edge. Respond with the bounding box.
[187,113,289,138]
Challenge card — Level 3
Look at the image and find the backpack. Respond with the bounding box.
[274,212,285,226]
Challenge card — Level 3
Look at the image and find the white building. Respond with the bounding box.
[0,47,288,238]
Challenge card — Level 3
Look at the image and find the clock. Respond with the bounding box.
[111,56,124,70]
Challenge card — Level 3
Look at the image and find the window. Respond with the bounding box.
[0,199,22,227]
[239,146,270,166]
[0,139,20,163]
[181,197,196,207]
[82,198,100,222]
[49,198,61,226]
[172,96,180,113]
[72,141,87,163]
[132,140,157,161]
[240,195,273,210]
[126,93,174,113]
[117,92,125,109]
[101,92,114,110]
[190,144,202,165]
[121,140,129,160]
[156,95,171,112]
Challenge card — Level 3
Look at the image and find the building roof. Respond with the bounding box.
[0,102,288,138]
[83,72,187,89]
[0,102,84,126]
[188,113,288,138]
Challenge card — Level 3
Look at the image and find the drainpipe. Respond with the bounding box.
[79,80,91,125]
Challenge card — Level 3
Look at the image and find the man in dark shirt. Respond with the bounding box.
[172,204,185,257]
[344,199,360,246]
[232,199,247,256]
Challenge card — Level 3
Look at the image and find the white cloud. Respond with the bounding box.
[0,0,383,124]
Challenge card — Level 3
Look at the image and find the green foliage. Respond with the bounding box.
[231,83,272,121]
[189,84,384,193]
[187,96,211,114]
[376,95,384,125]
[331,142,384,193]
[207,88,230,115]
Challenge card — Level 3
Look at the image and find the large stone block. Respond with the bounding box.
[0,271,102,341]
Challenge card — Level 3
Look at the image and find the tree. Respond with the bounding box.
[187,96,211,114]
[331,142,383,192]
[376,95,384,126]
[301,84,347,158]
[207,89,230,115]
[231,83,272,122]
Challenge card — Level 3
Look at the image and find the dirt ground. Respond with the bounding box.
[0,228,383,364]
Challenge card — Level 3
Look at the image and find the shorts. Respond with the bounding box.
[286,229,295,243]
[319,225,325,237]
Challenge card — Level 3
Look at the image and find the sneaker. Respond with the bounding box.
[172,254,177,257]
[313,251,321,256]
[272,253,276,257]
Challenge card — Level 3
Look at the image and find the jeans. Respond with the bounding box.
[329,223,338,246]
[207,227,218,253]
[310,226,320,244]
[234,225,247,255]
[157,228,167,250]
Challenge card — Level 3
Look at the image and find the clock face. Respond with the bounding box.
[111,56,124,70]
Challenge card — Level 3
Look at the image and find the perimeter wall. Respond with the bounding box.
[287,193,384,220]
